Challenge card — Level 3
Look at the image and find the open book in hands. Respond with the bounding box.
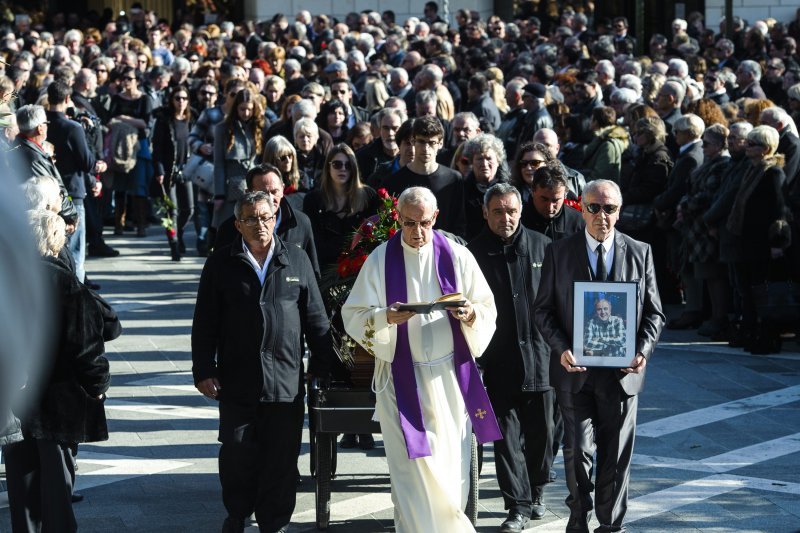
[393,293,467,314]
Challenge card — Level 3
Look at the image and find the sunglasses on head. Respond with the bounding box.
[330,160,351,170]
[585,203,619,215]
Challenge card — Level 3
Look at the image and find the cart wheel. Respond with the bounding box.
[466,434,479,525]
[315,433,334,530]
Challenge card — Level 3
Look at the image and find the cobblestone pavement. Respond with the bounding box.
[2,229,799,532]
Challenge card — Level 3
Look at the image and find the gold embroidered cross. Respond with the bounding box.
[475,408,487,419]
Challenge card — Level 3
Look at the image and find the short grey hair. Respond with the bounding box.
[463,133,506,163]
[595,59,615,78]
[28,208,66,256]
[668,58,689,78]
[234,190,273,221]
[172,56,191,74]
[582,179,622,206]
[716,38,735,55]
[16,105,47,134]
[291,99,317,121]
[293,117,319,138]
[21,176,61,211]
[398,186,438,213]
[415,89,437,107]
[619,74,642,96]
[483,182,521,207]
[611,87,638,105]
[674,113,705,139]
[729,121,754,138]
[661,80,686,106]
[739,60,762,81]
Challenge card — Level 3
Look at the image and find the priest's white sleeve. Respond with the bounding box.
[342,244,397,363]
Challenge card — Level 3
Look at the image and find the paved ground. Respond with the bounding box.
[2,228,800,533]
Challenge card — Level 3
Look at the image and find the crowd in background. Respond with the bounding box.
[2,1,799,350]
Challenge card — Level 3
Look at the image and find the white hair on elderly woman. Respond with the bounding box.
[28,209,66,257]
[21,175,61,211]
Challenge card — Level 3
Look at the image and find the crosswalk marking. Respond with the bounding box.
[638,384,800,438]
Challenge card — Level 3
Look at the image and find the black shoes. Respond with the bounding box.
[88,243,120,257]
[169,241,182,261]
[500,510,529,532]
[358,433,375,450]
[71,492,84,503]
[221,517,244,533]
[340,434,375,449]
[531,497,546,519]
[339,434,357,448]
[666,312,704,330]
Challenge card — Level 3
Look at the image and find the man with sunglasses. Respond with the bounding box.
[534,179,664,533]
[192,190,331,533]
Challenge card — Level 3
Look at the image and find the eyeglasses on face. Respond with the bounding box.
[520,158,546,168]
[174,96,188,101]
[123,76,136,81]
[278,154,293,162]
[413,138,440,147]
[747,140,765,148]
[585,203,619,215]
[329,160,351,170]
[240,214,276,227]
[400,217,435,229]
[200,90,217,96]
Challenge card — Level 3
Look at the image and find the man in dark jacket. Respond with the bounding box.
[355,108,405,179]
[521,161,585,241]
[46,81,105,284]
[214,164,320,279]
[468,183,553,533]
[192,191,331,533]
[467,73,501,134]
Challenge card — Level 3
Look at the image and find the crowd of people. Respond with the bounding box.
[2,1,800,532]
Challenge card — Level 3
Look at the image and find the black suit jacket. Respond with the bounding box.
[533,230,665,396]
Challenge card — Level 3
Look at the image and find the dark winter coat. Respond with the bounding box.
[151,107,198,187]
[521,200,585,242]
[12,136,78,224]
[191,236,332,403]
[468,225,552,392]
[21,256,111,443]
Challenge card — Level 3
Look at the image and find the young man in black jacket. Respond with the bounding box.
[521,161,585,242]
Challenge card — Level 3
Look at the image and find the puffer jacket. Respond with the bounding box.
[581,125,630,183]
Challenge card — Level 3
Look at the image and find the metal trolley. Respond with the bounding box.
[308,379,480,530]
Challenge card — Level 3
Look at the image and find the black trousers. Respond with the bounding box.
[3,438,77,533]
[218,398,304,532]
[557,371,638,533]
[489,388,555,515]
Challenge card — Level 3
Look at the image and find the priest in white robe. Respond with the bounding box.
[342,186,500,533]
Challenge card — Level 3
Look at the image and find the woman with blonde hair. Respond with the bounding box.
[727,125,787,353]
[261,135,307,205]
[364,75,390,114]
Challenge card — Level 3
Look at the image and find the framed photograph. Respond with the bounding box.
[572,281,638,368]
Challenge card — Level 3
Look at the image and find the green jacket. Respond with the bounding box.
[581,125,630,183]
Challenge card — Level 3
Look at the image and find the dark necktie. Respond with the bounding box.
[596,243,607,281]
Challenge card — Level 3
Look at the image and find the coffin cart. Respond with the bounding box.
[308,373,480,530]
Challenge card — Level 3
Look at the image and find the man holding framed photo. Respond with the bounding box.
[533,179,665,533]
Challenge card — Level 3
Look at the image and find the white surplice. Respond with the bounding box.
[342,237,496,533]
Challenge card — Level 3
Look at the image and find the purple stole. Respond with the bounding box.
[384,230,502,459]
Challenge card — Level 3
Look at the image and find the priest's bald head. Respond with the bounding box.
[397,186,439,249]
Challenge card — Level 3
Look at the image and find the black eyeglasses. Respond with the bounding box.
[329,160,351,170]
[279,154,293,162]
[174,96,188,101]
[240,214,276,227]
[200,90,217,96]
[585,203,620,215]
[520,158,546,168]
[747,140,765,148]
[123,76,136,81]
